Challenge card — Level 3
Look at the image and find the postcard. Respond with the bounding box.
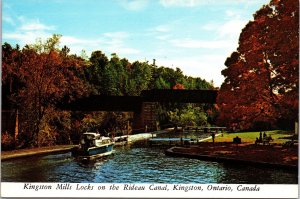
[1,0,298,198]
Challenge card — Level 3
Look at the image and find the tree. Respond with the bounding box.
[85,50,109,94]
[168,105,208,127]
[2,43,22,103]
[153,76,170,89]
[217,0,299,131]
[100,53,127,96]
[126,61,152,95]
[173,83,185,90]
[29,34,62,54]
[2,35,89,147]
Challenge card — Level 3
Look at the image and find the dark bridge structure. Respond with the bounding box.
[62,89,218,132]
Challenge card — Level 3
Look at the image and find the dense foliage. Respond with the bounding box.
[217,0,299,131]
[2,35,89,147]
[2,35,214,149]
[168,104,208,128]
[4,0,296,149]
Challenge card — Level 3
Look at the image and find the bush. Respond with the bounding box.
[1,131,15,150]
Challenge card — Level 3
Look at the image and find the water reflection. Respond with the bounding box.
[1,146,297,184]
[219,163,298,184]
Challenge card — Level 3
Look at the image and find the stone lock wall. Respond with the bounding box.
[133,102,158,133]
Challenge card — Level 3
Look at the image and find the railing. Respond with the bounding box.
[185,126,226,132]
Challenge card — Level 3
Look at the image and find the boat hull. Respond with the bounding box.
[72,143,114,161]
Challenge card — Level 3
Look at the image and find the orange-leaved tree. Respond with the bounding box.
[173,83,185,90]
[2,35,90,147]
[217,0,299,131]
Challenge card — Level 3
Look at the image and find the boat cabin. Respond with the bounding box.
[80,132,113,148]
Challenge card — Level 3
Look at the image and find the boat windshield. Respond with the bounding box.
[101,139,110,144]
[83,133,96,140]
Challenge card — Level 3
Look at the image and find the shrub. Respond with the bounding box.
[1,131,15,150]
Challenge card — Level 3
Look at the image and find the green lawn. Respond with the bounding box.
[215,130,296,144]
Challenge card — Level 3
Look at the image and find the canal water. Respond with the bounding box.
[1,145,297,184]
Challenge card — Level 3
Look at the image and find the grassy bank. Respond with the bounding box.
[213,130,296,144]
[166,130,298,170]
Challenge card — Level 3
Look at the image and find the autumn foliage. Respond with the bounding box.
[2,35,89,147]
[2,35,215,148]
[217,0,299,131]
[172,83,185,89]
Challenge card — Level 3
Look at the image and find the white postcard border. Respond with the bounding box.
[1,183,298,198]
